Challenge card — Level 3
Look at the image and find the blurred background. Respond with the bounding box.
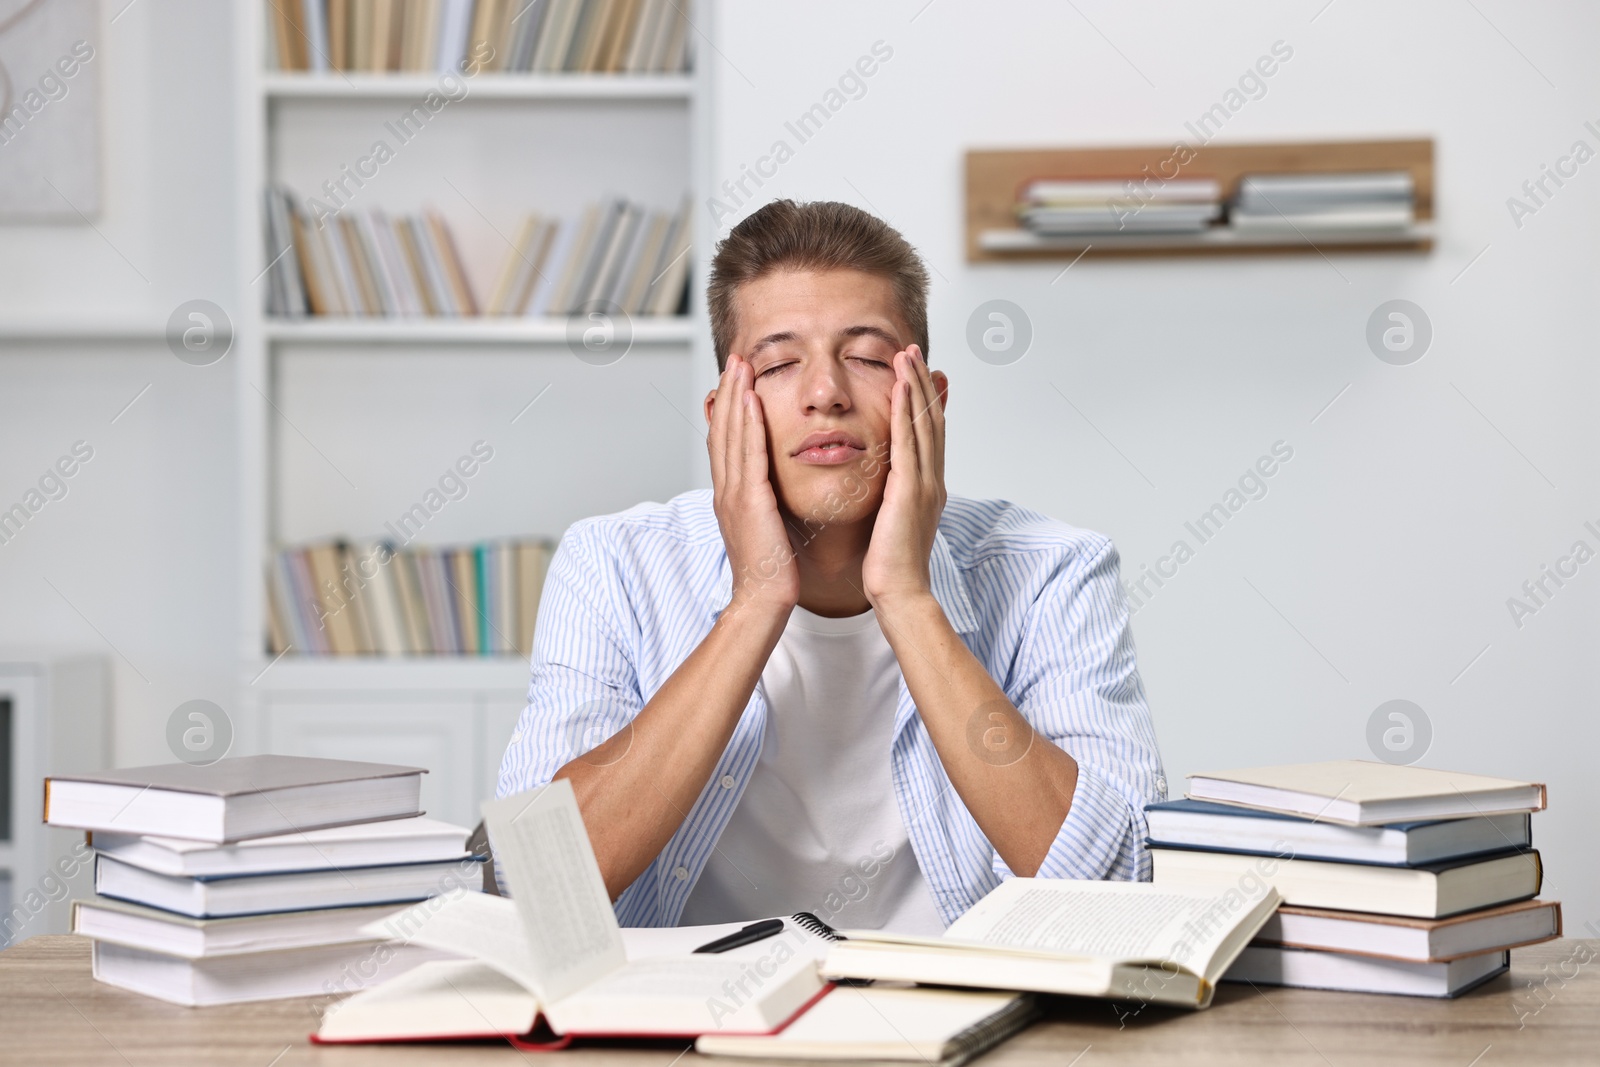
[0,0,1594,940]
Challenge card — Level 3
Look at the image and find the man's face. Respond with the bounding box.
[706,268,948,531]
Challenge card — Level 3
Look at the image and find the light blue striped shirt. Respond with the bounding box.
[497,489,1167,927]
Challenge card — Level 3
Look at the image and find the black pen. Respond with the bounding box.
[692,918,785,954]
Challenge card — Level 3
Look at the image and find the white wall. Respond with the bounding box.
[0,1,239,769]
[706,0,1598,926]
[0,0,1593,927]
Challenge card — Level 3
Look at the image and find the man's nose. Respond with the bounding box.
[801,357,851,412]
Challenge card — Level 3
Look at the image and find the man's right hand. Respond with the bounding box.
[707,353,799,616]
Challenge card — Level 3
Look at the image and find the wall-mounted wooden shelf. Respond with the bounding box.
[965,138,1434,261]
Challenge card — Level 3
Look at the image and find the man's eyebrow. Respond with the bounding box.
[747,331,798,359]
[839,324,900,348]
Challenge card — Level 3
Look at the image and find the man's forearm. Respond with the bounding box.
[875,593,1080,877]
[552,599,789,901]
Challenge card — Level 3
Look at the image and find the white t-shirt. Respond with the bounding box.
[679,604,947,935]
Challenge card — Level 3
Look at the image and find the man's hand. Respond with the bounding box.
[708,353,799,616]
[862,344,947,611]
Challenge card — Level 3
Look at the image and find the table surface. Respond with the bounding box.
[1,936,1595,1066]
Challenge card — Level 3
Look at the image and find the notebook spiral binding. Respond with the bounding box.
[791,911,845,941]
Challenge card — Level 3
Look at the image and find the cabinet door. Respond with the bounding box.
[264,700,478,828]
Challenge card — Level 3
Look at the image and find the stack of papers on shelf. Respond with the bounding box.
[50,755,482,1006]
[1228,171,1415,233]
[1016,178,1223,235]
[1150,760,1558,998]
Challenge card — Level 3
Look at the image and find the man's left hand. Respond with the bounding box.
[862,344,947,611]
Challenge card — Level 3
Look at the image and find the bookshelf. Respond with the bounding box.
[234,2,714,825]
[966,137,1435,260]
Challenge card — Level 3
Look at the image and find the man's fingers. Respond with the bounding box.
[906,346,939,482]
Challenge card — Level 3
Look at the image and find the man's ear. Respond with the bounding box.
[703,389,717,426]
[932,370,950,412]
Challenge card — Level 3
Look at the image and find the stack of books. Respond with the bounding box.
[266,0,692,75]
[265,537,553,657]
[263,188,691,321]
[47,755,483,1006]
[1149,759,1559,998]
[1014,177,1223,237]
[1228,171,1415,234]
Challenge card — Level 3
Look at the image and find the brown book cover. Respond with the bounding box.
[599,0,642,72]
[306,543,360,654]
[337,216,382,314]
[447,547,481,653]
[393,217,440,315]
[515,540,551,655]
[288,203,332,315]
[328,0,351,70]
[425,211,480,315]
[271,0,310,71]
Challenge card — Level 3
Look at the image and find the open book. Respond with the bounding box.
[820,877,1280,1009]
[314,780,828,1044]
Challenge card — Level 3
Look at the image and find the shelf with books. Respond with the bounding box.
[261,72,695,100]
[262,315,695,344]
[965,138,1435,261]
[235,0,711,820]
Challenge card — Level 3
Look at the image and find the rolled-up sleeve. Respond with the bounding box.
[992,537,1165,884]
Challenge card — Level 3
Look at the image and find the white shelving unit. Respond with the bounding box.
[233,5,715,826]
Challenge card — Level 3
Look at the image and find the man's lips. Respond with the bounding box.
[791,430,868,466]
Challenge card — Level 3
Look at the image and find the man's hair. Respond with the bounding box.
[706,199,930,372]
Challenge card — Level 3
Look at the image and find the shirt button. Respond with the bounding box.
[673,866,689,882]
[720,775,735,789]
[1156,775,1168,797]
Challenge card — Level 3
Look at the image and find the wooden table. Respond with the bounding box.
[2,936,1595,1065]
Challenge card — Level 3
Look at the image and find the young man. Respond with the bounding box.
[498,200,1165,933]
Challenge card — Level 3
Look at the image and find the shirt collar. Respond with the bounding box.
[704,526,981,635]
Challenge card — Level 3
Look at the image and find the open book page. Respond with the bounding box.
[846,879,1277,975]
[946,879,1277,976]
[360,890,544,994]
[481,780,627,1003]
[548,949,824,1035]
[317,959,538,1042]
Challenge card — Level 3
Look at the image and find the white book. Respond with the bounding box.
[435,0,476,71]
[1224,944,1508,998]
[526,214,581,316]
[45,754,425,843]
[589,202,644,309]
[533,0,584,72]
[1254,899,1562,964]
[90,815,473,877]
[1229,205,1414,232]
[1023,178,1221,204]
[1151,846,1542,919]
[620,210,671,313]
[645,195,691,315]
[508,219,559,315]
[624,0,665,73]
[73,896,415,958]
[351,212,403,315]
[302,0,331,71]
[92,938,450,1007]
[696,986,1037,1067]
[656,0,690,72]
[314,780,828,1043]
[1235,170,1414,206]
[369,209,426,316]
[95,853,482,919]
[821,877,1281,1009]
[1186,759,1547,825]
